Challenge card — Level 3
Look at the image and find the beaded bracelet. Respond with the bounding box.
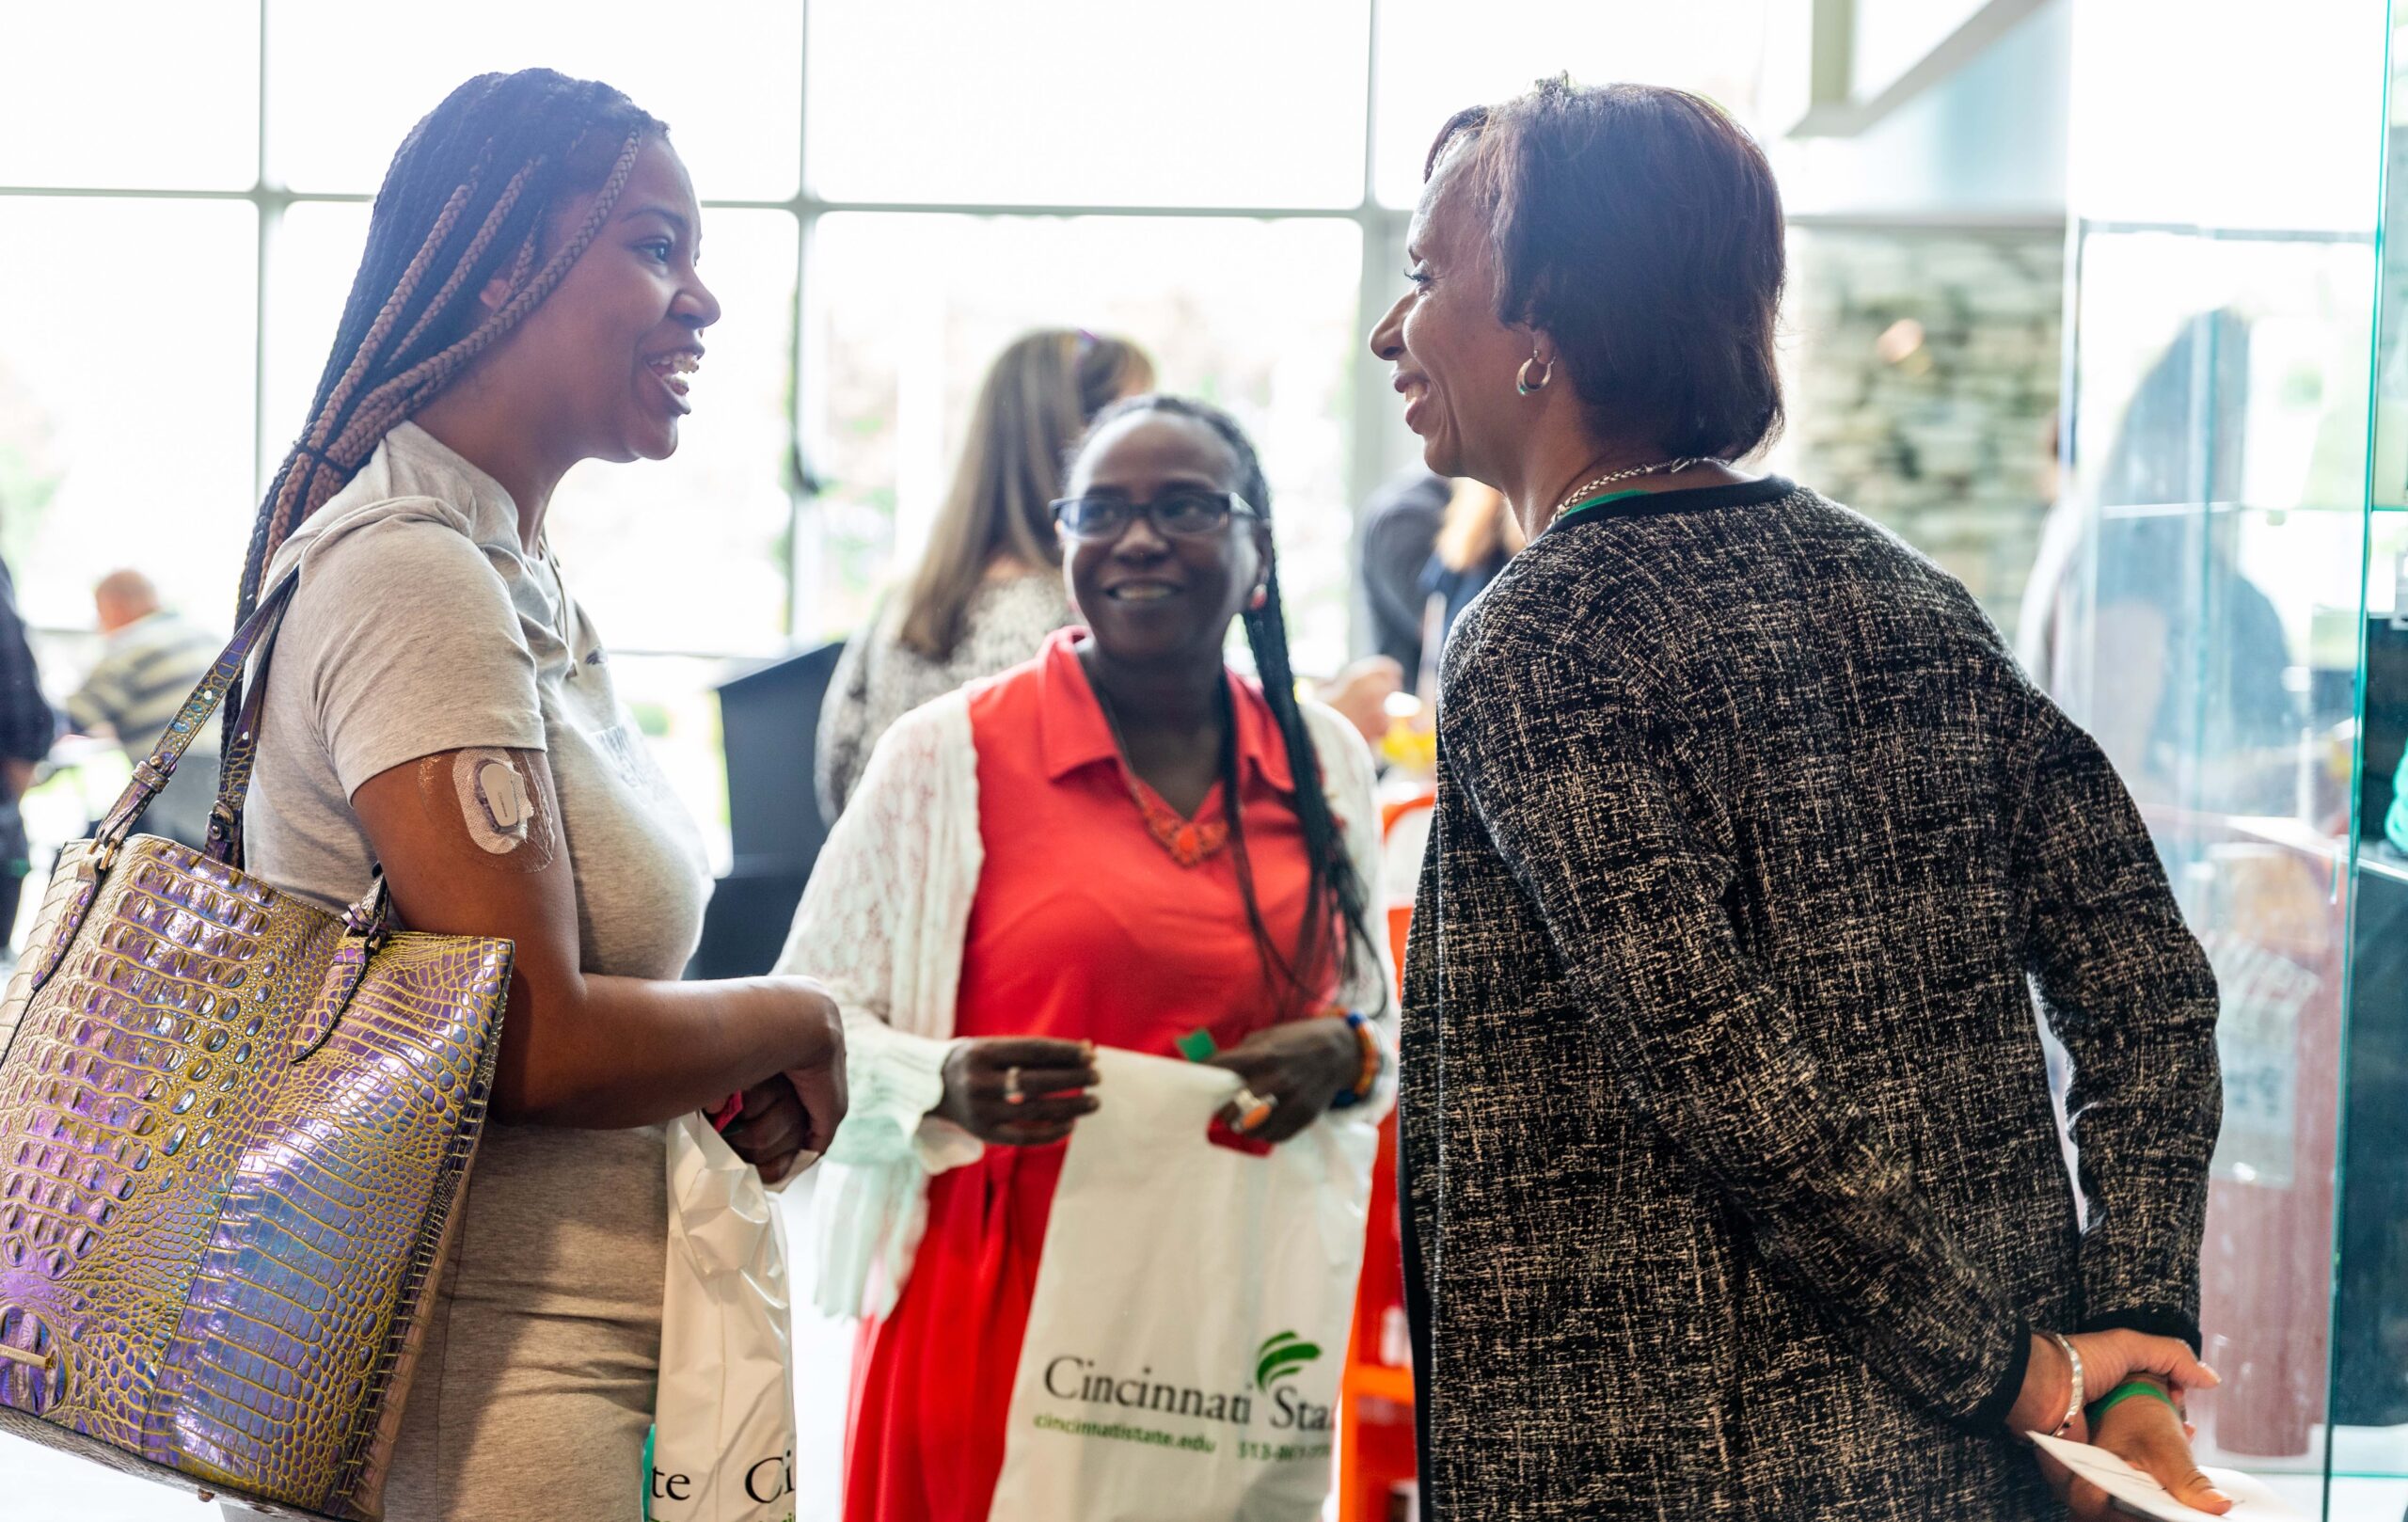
[2088,1378,2179,1423]
[1327,1010,1384,1110]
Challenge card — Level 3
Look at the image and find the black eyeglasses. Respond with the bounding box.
[1050,490,1260,541]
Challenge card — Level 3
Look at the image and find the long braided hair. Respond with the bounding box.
[233,69,661,627]
[1074,395,1378,1014]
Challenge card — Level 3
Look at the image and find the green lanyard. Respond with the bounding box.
[1546,488,1654,535]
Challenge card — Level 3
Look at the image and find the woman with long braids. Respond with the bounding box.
[231,71,846,1517]
[778,395,1394,1522]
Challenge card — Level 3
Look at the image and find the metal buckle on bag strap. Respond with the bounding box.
[341,874,394,955]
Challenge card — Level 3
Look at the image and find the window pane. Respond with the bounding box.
[0,199,257,630]
[2069,0,2387,234]
[261,201,372,474]
[0,1,258,190]
[264,0,802,198]
[805,214,1361,673]
[612,653,736,874]
[1371,0,1769,207]
[2059,227,2379,1480]
[806,0,1370,208]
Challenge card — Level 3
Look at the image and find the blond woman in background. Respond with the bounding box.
[815,328,1153,819]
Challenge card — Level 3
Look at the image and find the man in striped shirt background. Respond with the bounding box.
[65,570,221,850]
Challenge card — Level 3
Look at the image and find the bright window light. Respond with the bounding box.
[806,0,1370,208]
[264,0,803,198]
[1372,0,1768,207]
[0,198,257,628]
[0,2,259,190]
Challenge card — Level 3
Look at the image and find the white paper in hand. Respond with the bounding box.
[2027,1433,2302,1520]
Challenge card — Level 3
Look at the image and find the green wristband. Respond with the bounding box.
[2087,1379,2179,1422]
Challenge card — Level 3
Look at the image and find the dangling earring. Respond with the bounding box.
[1516,353,1554,397]
[1247,585,1269,611]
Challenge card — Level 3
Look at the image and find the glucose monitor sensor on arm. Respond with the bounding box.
[419,747,557,870]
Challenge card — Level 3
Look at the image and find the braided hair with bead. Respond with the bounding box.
[1074,394,1378,1015]
[232,69,661,633]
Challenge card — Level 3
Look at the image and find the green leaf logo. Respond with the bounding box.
[1254,1330,1323,1391]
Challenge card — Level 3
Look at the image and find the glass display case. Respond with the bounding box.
[2054,2,2402,1514]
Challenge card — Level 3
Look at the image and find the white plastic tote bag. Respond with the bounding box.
[990,1047,1377,1522]
[647,1113,801,1522]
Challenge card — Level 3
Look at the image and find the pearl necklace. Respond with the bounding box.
[1546,456,1720,531]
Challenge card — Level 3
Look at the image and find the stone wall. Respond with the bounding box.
[1778,227,2065,637]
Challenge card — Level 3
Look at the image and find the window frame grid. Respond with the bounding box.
[0,0,1422,658]
[0,7,2004,655]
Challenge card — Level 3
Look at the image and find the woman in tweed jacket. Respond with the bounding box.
[1370,80,2229,1520]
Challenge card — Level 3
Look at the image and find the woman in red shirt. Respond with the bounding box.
[782,394,1393,1522]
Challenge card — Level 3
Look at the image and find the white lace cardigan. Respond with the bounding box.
[776,685,1397,1319]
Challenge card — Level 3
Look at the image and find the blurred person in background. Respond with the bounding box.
[1418,476,1522,690]
[1362,472,1522,689]
[2012,414,2073,694]
[0,550,52,951]
[2021,313,2296,816]
[816,328,1153,820]
[1324,475,1523,758]
[223,70,845,1520]
[1372,78,2227,1520]
[2086,310,2297,816]
[63,569,222,849]
[1359,468,1450,674]
[782,395,1392,1522]
[1308,649,1406,754]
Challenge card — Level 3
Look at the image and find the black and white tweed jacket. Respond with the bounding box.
[1398,476,2221,1520]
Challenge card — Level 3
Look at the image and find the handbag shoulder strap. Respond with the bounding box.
[18,566,400,1020]
[198,609,288,871]
[90,569,299,864]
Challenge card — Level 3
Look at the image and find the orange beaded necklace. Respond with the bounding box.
[1091,674,1234,869]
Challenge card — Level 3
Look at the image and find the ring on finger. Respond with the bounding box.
[1004,1065,1025,1104]
[1230,1086,1277,1133]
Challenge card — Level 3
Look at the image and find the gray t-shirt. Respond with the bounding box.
[245,421,708,1515]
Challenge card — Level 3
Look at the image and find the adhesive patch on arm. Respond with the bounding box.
[419,748,558,870]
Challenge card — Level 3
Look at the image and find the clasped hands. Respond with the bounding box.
[2007,1327,2232,1517]
[928,1019,1363,1148]
[717,1010,849,1186]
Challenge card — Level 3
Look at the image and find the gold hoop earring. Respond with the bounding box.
[1516,354,1553,397]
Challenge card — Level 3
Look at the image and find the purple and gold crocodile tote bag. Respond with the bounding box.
[0,574,511,1520]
